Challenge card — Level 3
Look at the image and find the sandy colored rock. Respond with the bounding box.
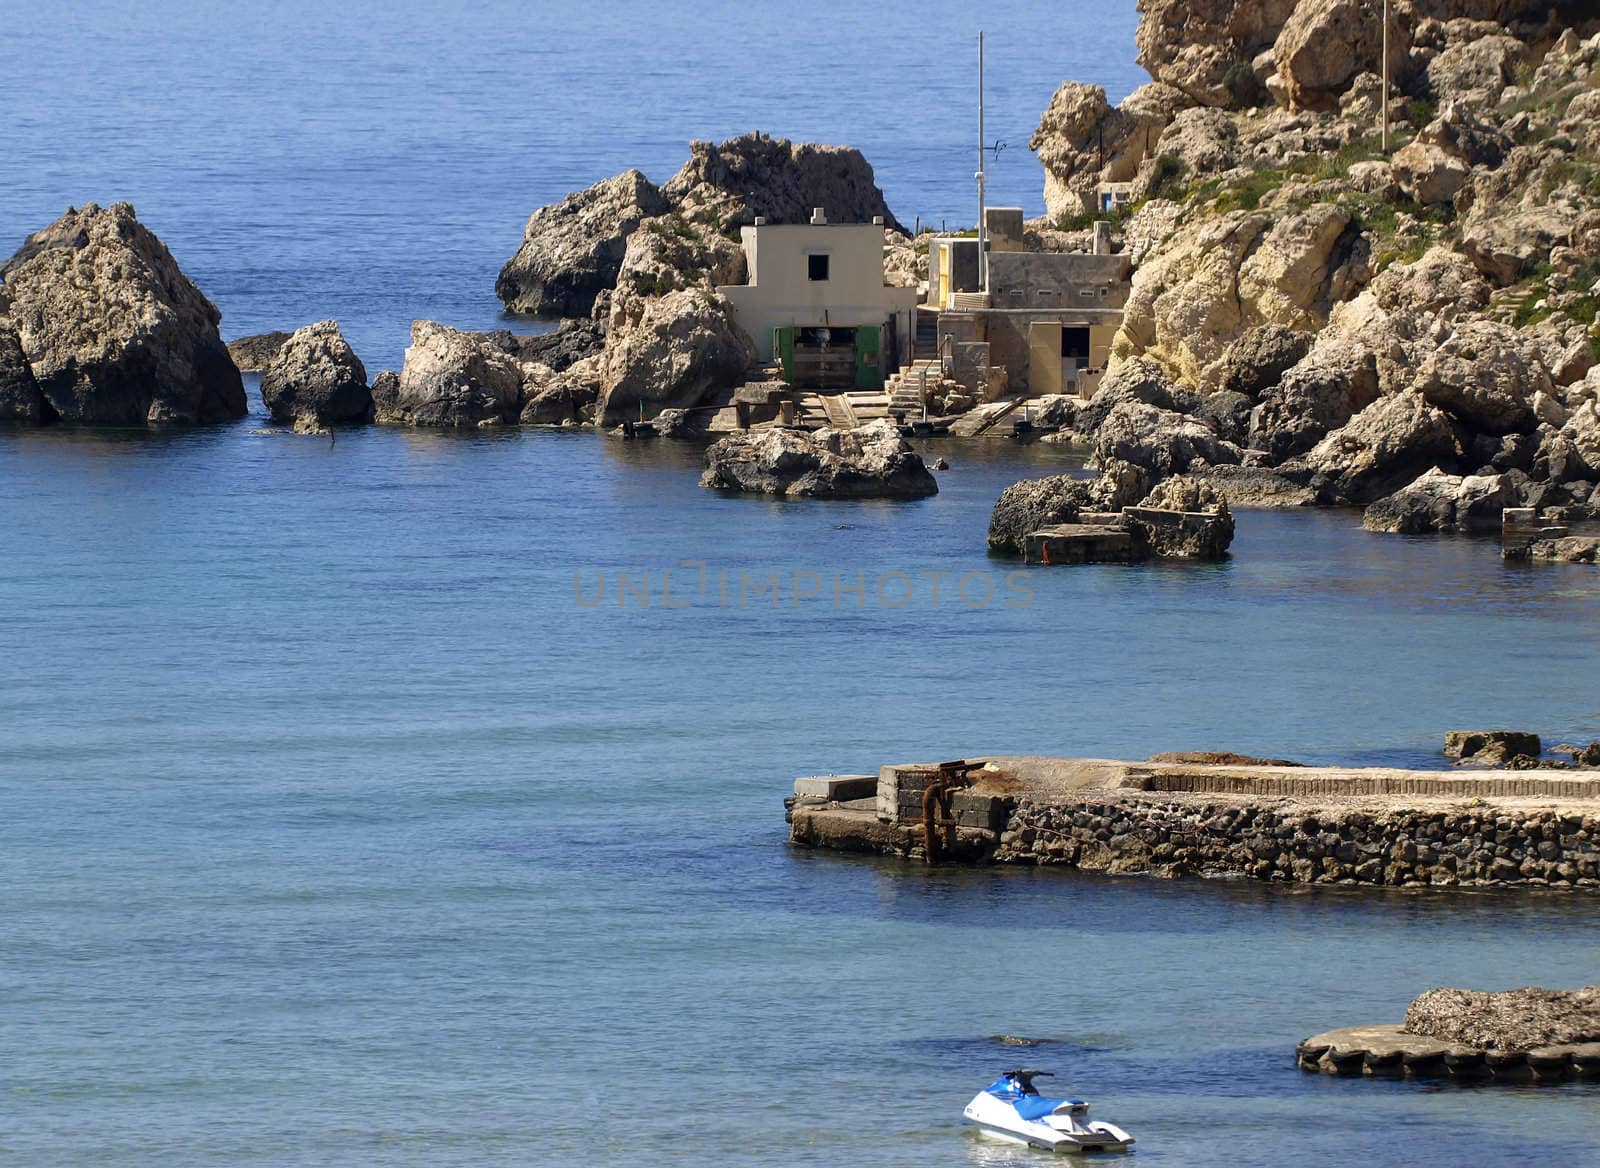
[1412,319,1551,434]
[1,202,244,425]
[599,289,754,425]
[1300,391,1463,504]
[701,418,937,499]
[1135,0,1299,108]
[1094,400,1242,477]
[1031,82,1191,218]
[381,320,523,428]
[260,320,371,426]
[1273,0,1403,112]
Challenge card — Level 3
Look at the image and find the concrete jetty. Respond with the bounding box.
[786,755,1600,886]
[1296,1025,1600,1082]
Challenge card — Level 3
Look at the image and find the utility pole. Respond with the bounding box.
[977,31,988,294]
[1381,0,1391,153]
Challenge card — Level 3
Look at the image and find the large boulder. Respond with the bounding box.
[379,320,523,428]
[1272,0,1406,112]
[1094,400,1242,477]
[987,473,1098,553]
[1,202,245,425]
[0,319,48,423]
[662,132,903,234]
[1533,399,1600,482]
[1249,333,1380,459]
[1403,986,1600,1052]
[1361,466,1518,532]
[1135,0,1300,108]
[1215,323,1314,401]
[599,289,754,425]
[700,419,937,499]
[496,170,669,316]
[1462,206,1577,286]
[1425,34,1524,106]
[1152,107,1243,177]
[1074,356,1180,435]
[259,320,371,426]
[1299,391,1463,504]
[1411,319,1551,434]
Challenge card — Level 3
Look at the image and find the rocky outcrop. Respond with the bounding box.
[700,419,938,499]
[662,132,904,235]
[378,321,522,428]
[227,331,293,371]
[1,202,244,425]
[1404,986,1600,1051]
[1128,477,1237,557]
[259,320,371,425]
[496,170,669,317]
[987,474,1097,553]
[1216,323,1314,400]
[1030,82,1191,217]
[1362,467,1516,532]
[1111,203,1363,388]
[0,320,48,423]
[599,290,754,425]
[1443,729,1542,765]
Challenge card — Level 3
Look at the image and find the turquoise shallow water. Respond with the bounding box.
[2,424,1600,1166]
[7,2,1600,1163]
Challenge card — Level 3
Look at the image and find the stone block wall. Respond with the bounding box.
[994,797,1600,887]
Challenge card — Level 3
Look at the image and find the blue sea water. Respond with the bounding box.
[5,4,1600,1167]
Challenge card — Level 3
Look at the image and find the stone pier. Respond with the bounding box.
[786,755,1600,887]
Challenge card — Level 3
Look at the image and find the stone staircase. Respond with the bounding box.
[884,358,964,419]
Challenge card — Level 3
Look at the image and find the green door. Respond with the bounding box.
[774,327,795,384]
[853,325,881,389]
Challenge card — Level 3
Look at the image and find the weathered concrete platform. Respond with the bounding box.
[786,755,1600,886]
[1296,1024,1600,1081]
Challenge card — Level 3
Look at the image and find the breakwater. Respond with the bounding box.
[787,757,1600,887]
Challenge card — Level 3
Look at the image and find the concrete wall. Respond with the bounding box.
[720,222,919,363]
[987,251,1131,311]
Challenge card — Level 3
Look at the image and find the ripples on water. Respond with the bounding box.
[2,425,1600,1166]
[7,1,1600,1163]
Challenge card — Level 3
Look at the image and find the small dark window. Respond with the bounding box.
[808,254,830,281]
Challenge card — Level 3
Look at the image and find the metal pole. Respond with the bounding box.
[977,31,988,294]
[1376,0,1388,153]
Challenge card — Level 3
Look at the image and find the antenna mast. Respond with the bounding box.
[977,31,988,293]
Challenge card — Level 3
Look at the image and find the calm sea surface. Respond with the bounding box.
[5,4,1600,1166]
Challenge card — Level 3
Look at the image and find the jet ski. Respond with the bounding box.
[963,1069,1134,1153]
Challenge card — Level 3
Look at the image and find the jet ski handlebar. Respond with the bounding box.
[1002,1069,1054,1093]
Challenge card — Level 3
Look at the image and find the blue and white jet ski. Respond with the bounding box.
[963,1069,1134,1153]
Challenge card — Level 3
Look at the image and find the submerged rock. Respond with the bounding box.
[1,202,244,425]
[260,320,371,426]
[1443,729,1542,764]
[701,419,938,499]
[1404,986,1600,1052]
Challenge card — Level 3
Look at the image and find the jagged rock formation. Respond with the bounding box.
[259,320,372,426]
[599,289,755,425]
[701,419,938,499]
[0,202,244,425]
[496,170,670,317]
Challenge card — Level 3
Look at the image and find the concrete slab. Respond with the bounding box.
[793,774,877,801]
